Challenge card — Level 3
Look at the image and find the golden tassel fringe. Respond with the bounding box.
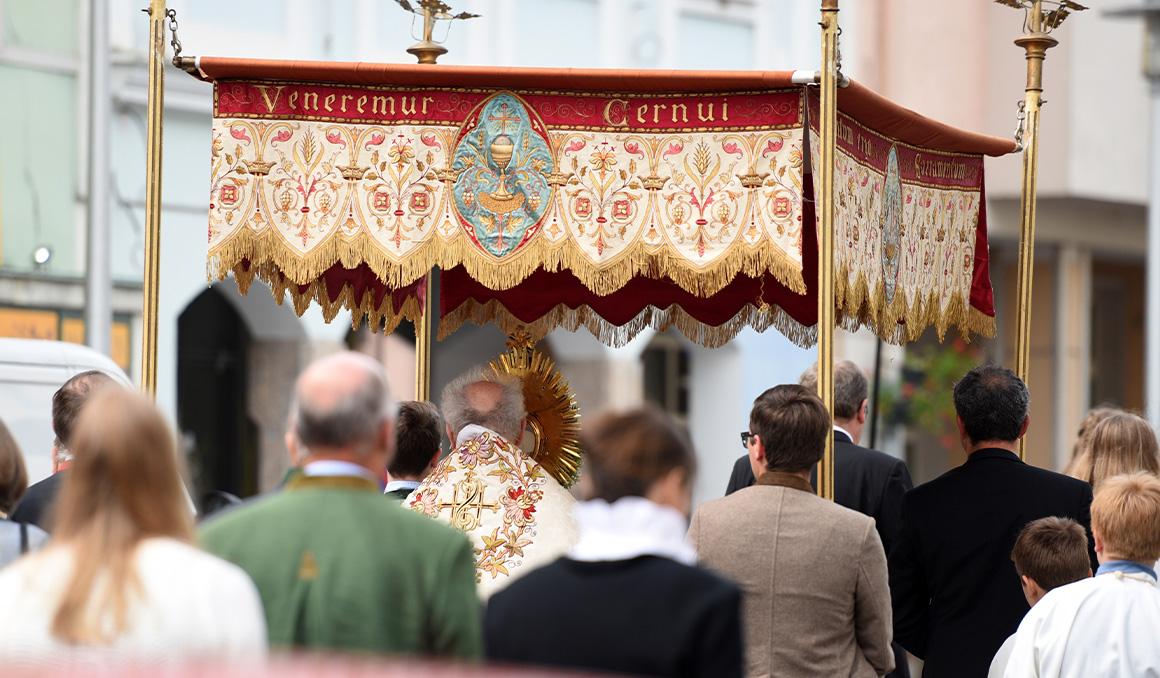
[230,261,423,334]
[439,298,817,350]
[833,268,997,344]
[207,225,807,301]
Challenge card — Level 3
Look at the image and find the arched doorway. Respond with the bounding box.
[177,287,258,511]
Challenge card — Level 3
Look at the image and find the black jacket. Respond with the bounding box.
[724,430,913,557]
[487,555,743,678]
[888,448,1095,678]
[10,470,66,533]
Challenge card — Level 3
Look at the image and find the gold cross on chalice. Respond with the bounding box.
[478,103,526,215]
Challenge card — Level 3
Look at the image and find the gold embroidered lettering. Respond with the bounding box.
[372,96,394,115]
[357,95,367,114]
[721,101,728,122]
[302,92,319,111]
[671,103,687,123]
[324,94,335,112]
[288,92,299,110]
[401,96,418,116]
[253,84,285,113]
[340,94,354,112]
[653,103,667,123]
[603,99,629,127]
[697,103,715,122]
[637,105,648,124]
[422,96,435,115]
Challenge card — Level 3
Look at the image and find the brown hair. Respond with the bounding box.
[52,370,115,450]
[1063,406,1121,475]
[580,407,696,503]
[1091,472,1160,564]
[0,417,28,516]
[1011,517,1090,591]
[1069,413,1160,491]
[50,389,193,643]
[389,401,443,479]
[750,384,830,473]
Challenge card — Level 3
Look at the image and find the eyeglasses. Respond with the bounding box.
[740,431,756,448]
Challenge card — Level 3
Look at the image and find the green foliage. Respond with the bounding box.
[880,338,982,452]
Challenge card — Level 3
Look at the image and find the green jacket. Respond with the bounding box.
[200,474,482,658]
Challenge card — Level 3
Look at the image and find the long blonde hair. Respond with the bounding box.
[50,389,192,643]
[1062,406,1121,475]
[1069,413,1160,491]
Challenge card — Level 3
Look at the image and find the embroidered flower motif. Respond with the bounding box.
[502,488,537,527]
[457,437,495,469]
[388,136,415,166]
[410,490,439,517]
[589,144,617,174]
[478,555,510,579]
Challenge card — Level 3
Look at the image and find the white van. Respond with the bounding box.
[0,338,132,483]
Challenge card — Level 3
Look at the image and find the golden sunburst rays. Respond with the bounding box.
[488,347,582,488]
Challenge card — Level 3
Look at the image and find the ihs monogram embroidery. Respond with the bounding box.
[410,431,551,582]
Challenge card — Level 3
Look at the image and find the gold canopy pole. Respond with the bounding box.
[816,0,839,500]
[415,271,433,401]
[1002,0,1084,458]
[141,0,167,399]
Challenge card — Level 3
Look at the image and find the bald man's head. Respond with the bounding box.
[290,352,396,458]
[441,367,525,442]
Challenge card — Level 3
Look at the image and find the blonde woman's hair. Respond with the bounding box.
[1091,472,1160,564]
[50,389,193,644]
[1062,406,1121,475]
[1069,413,1160,491]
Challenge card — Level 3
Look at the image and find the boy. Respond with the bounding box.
[1003,473,1160,677]
[987,516,1091,677]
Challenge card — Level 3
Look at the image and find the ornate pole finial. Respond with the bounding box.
[997,0,1086,458]
[394,0,480,65]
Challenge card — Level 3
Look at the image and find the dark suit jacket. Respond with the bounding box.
[488,556,743,678]
[724,431,913,556]
[10,470,66,533]
[888,448,1095,678]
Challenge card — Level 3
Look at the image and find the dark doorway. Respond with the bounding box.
[178,288,258,511]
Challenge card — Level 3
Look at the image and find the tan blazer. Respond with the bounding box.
[689,472,894,678]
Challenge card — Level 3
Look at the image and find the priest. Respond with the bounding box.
[408,366,578,598]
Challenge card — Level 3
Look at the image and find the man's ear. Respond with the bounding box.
[857,399,868,425]
[1018,414,1031,440]
[1093,529,1105,557]
[427,448,441,471]
[285,432,301,468]
[446,423,457,448]
[514,417,527,446]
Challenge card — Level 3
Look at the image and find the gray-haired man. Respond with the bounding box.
[407,366,578,599]
[201,352,482,656]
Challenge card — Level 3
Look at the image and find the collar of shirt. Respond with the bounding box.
[833,424,853,444]
[455,424,504,445]
[384,479,421,495]
[1097,559,1157,580]
[569,496,697,566]
[303,460,380,486]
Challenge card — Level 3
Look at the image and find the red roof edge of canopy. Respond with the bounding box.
[190,57,1015,158]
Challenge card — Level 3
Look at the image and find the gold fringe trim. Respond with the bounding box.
[207,225,807,301]
[834,269,997,345]
[438,298,817,350]
[230,261,423,334]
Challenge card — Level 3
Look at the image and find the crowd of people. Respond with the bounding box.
[0,352,1158,677]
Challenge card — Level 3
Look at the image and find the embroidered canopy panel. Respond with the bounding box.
[193,60,1013,347]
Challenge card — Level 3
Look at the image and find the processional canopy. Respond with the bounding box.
[189,59,1014,349]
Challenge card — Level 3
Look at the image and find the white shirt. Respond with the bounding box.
[989,634,1016,678]
[1003,566,1160,677]
[302,459,379,484]
[570,497,697,566]
[0,537,267,671]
